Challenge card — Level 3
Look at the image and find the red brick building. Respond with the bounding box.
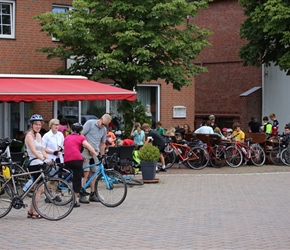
[192,0,262,131]
[0,0,196,138]
[0,0,261,138]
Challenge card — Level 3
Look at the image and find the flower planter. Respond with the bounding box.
[140,161,157,180]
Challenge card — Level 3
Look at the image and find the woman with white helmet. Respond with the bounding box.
[25,114,52,219]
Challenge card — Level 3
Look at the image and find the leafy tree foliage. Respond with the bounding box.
[35,0,211,90]
[239,0,290,74]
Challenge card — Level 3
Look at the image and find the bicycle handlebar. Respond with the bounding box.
[230,133,240,139]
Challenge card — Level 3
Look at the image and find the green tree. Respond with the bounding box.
[117,100,152,136]
[239,0,290,74]
[35,0,211,90]
[35,0,212,135]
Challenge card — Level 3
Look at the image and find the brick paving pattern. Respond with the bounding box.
[2,164,290,250]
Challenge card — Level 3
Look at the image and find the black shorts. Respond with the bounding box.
[28,164,43,181]
[157,144,166,153]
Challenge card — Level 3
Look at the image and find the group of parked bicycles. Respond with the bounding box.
[160,133,290,170]
[0,138,129,221]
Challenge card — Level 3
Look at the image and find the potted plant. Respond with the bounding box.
[138,143,160,180]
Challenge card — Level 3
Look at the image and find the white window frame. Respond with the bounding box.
[0,0,15,39]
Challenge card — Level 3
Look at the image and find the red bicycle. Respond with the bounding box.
[225,135,266,167]
[161,137,209,170]
[206,138,227,168]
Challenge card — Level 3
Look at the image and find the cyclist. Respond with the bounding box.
[231,123,245,142]
[25,114,52,219]
[260,116,272,139]
[64,123,99,207]
[269,113,279,136]
[80,114,112,203]
[142,123,167,172]
[281,125,290,146]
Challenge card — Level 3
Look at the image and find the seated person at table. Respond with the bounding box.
[231,123,245,142]
[194,120,214,134]
[116,138,135,146]
[281,125,290,147]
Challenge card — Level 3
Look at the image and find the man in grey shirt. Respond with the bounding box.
[79,113,112,204]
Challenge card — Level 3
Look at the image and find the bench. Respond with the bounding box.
[244,132,267,152]
[193,134,222,146]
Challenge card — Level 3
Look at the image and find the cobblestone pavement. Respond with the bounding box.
[2,164,290,250]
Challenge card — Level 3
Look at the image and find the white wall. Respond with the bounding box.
[263,64,290,132]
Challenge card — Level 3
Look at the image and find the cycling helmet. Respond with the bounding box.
[29,114,44,123]
[222,127,227,132]
[71,123,83,133]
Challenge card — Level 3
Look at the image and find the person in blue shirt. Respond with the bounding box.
[131,122,145,149]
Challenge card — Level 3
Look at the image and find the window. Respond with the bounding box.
[0,0,15,39]
[52,5,72,41]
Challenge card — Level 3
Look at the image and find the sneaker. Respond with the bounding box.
[54,195,62,202]
[44,197,51,203]
[45,195,62,203]
[89,192,100,202]
[79,195,90,204]
[159,168,167,172]
[73,202,81,208]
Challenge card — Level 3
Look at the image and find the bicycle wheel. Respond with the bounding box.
[33,177,75,221]
[123,175,144,187]
[163,149,176,169]
[225,146,243,167]
[270,147,283,165]
[9,163,31,197]
[281,148,290,166]
[209,145,226,168]
[0,177,13,218]
[95,169,127,207]
[250,144,266,166]
[186,146,209,170]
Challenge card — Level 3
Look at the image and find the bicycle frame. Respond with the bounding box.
[170,142,198,162]
[234,141,252,159]
[1,168,48,200]
[64,159,115,191]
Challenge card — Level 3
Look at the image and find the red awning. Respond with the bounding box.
[0,75,136,102]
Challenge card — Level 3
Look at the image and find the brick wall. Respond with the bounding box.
[1,0,71,74]
[0,0,196,131]
[159,79,195,130]
[191,0,262,132]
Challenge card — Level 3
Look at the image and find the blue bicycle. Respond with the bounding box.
[58,155,127,207]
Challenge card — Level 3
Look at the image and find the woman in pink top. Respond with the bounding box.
[64,123,98,208]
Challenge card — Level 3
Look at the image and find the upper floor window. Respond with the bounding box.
[0,0,15,39]
[52,5,72,14]
[52,5,72,41]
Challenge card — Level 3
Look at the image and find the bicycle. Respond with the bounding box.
[160,137,209,170]
[280,144,290,166]
[106,148,144,187]
[225,136,266,167]
[0,162,75,221]
[0,138,32,197]
[58,154,128,207]
[269,134,285,165]
[206,138,227,168]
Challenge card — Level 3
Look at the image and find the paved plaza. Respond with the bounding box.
[2,164,290,250]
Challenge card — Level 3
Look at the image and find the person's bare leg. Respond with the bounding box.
[159,153,167,172]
